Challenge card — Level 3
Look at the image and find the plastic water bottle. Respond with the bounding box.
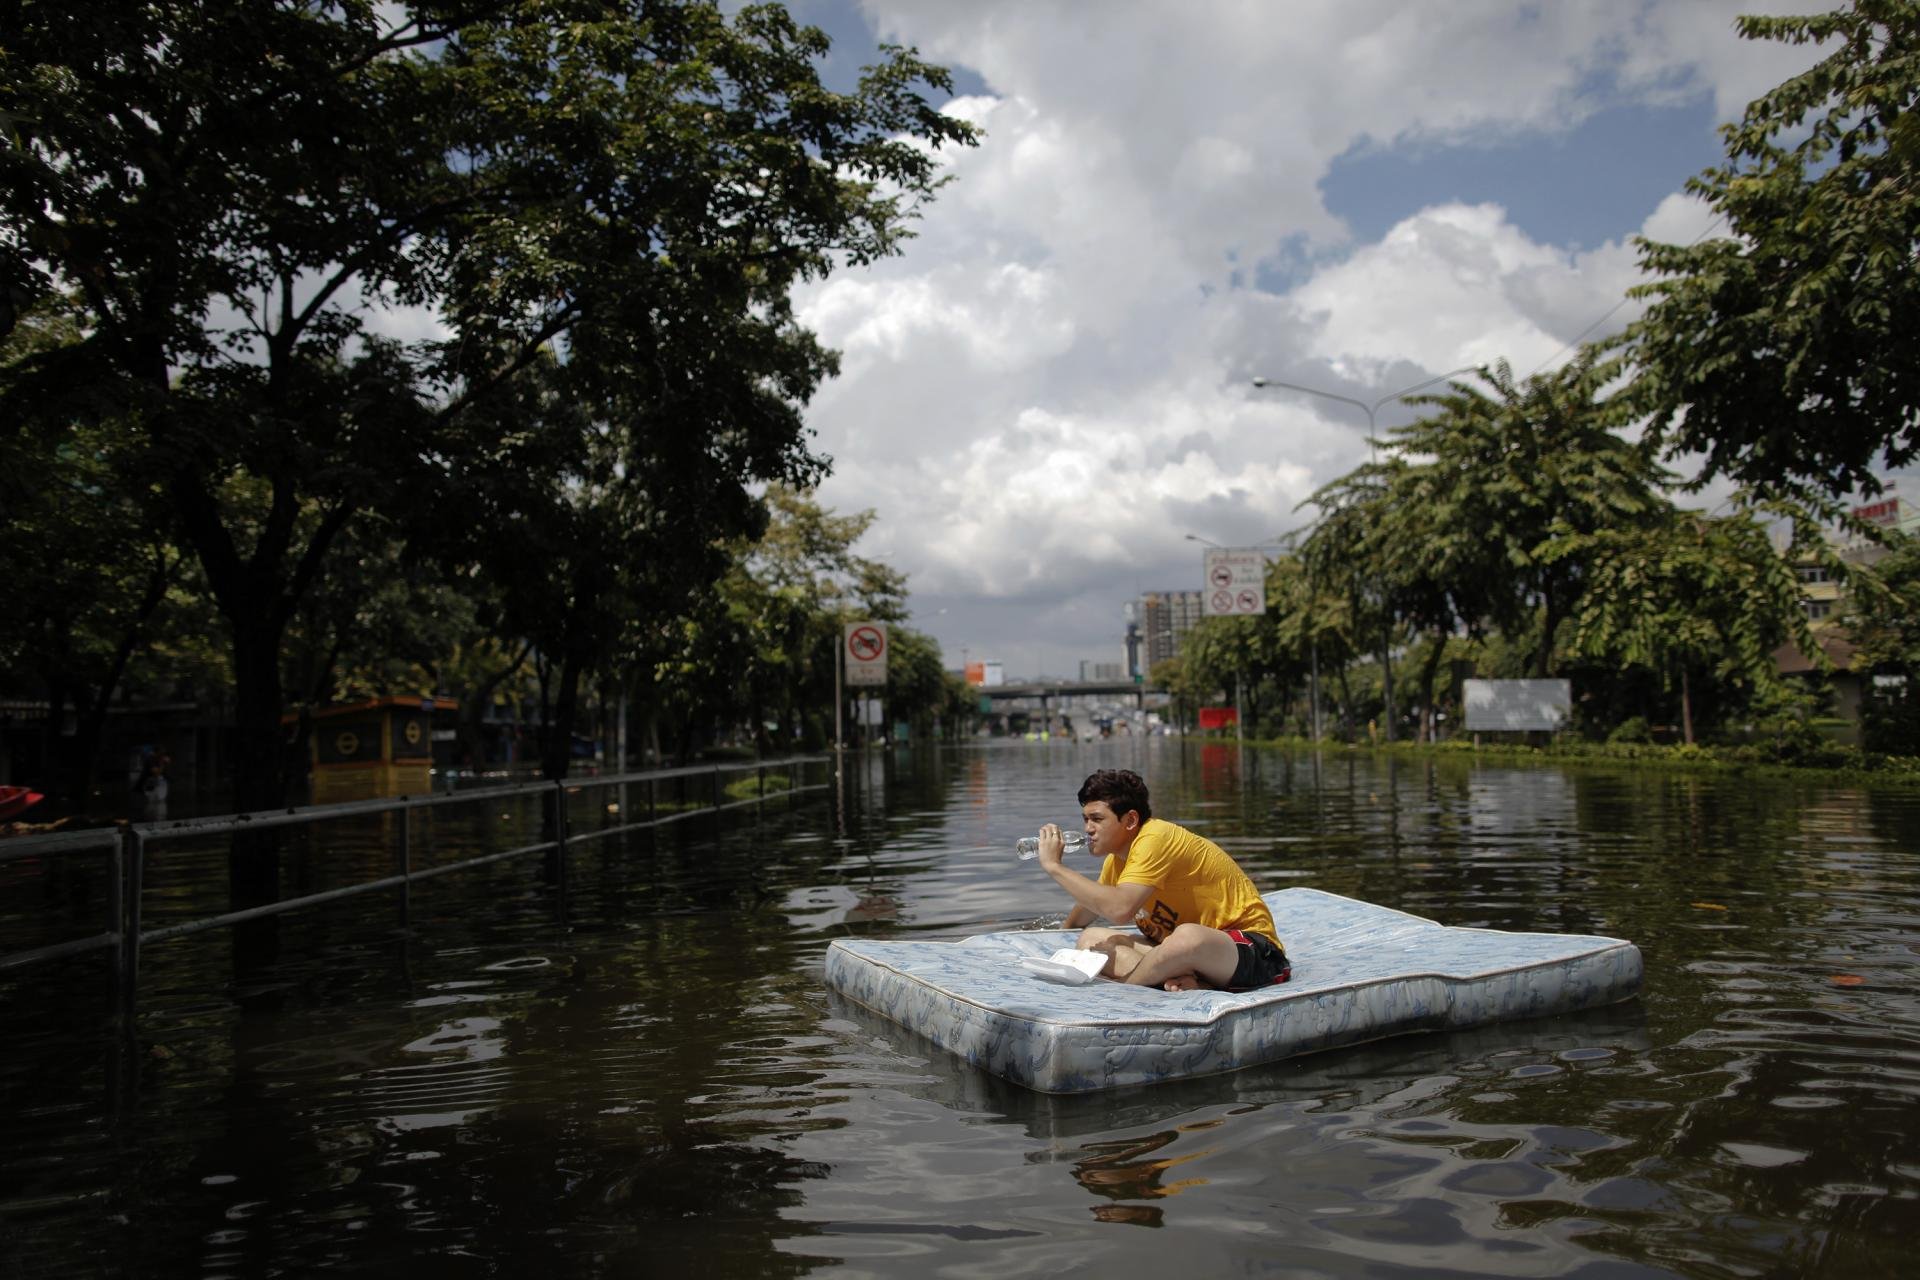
[1016,831,1087,860]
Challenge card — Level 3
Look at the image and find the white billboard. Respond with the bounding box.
[1463,679,1571,732]
[1200,548,1267,616]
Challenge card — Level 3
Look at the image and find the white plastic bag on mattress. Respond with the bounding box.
[1020,948,1107,985]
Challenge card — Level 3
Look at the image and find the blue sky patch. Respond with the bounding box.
[1322,96,1726,252]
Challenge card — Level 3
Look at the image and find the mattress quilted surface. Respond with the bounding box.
[823,886,1643,1093]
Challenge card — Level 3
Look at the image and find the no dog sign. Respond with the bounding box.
[845,622,888,686]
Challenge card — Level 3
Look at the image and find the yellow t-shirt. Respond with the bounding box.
[1098,818,1280,949]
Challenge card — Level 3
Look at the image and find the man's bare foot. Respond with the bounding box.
[1162,973,1202,992]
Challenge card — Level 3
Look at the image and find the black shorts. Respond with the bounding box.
[1225,929,1291,991]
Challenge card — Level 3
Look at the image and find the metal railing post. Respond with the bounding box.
[0,756,832,1001]
[119,827,145,1023]
[396,805,412,930]
[552,781,570,912]
[108,824,126,1002]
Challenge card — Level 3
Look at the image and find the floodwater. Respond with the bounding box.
[2,740,1917,1276]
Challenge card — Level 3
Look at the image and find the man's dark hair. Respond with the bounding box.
[1078,769,1151,822]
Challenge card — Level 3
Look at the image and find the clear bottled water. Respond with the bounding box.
[1016,831,1087,860]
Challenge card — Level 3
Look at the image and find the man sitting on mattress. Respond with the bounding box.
[1033,767,1290,993]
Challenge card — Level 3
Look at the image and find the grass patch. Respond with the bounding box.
[1228,733,1920,787]
[723,772,793,801]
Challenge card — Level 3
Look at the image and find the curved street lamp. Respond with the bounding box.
[1250,366,1479,464]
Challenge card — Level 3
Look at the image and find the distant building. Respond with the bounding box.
[965,660,1005,688]
[1138,590,1204,670]
[1784,489,1919,622]
[1771,485,1916,725]
[1079,660,1124,682]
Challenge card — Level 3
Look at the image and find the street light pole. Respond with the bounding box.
[1250,367,1478,464]
[1250,366,1477,745]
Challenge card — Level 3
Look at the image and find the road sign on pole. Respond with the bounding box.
[844,621,888,686]
[1200,549,1267,616]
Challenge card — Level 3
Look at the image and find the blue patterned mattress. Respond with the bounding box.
[823,887,1643,1093]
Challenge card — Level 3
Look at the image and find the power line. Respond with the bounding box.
[1527,211,1728,377]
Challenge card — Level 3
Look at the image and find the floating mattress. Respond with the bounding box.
[823,887,1643,1093]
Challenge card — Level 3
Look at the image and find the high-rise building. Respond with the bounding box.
[1138,590,1204,670]
[1079,660,1124,682]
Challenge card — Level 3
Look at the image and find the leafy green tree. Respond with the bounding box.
[1626,1,1920,502]
[1840,534,1920,751]
[882,627,972,740]
[639,485,942,757]
[1550,502,1817,744]
[1300,356,1669,739]
[1,1,975,811]
[1300,467,1406,738]
[0,304,185,803]
[1388,356,1668,678]
[1252,552,1343,737]
[1149,657,1200,733]
[279,509,483,776]
[1178,615,1258,729]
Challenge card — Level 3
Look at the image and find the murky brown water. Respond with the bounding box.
[3,741,1916,1276]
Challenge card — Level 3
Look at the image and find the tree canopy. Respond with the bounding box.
[0,1,976,806]
[1626,0,1920,502]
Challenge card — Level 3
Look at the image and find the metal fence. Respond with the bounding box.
[0,754,829,1014]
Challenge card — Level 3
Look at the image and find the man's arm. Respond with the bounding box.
[1063,902,1097,930]
[1036,824,1155,928]
[1055,867,1153,927]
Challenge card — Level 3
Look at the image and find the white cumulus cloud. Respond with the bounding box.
[789,0,1822,677]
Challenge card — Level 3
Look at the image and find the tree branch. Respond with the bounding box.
[435,299,583,424]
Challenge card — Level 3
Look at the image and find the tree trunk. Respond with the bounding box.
[228,613,291,908]
[534,653,553,772]
[1535,587,1561,678]
[541,646,586,783]
[1379,627,1396,743]
[35,672,73,804]
[458,642,531,772]
[1680,664,1695,746]
[1417,629,1449,743]
[62,557,172,807]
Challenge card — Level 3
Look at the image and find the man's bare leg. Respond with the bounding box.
[1123,924,1241,991]
[1076,926,1154,980]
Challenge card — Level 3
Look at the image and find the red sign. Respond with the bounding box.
[844,621,888,687]
[1197,706,1238,730]
[1852,497,1901,526]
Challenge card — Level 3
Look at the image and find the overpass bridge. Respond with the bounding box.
[974,679,1166,715]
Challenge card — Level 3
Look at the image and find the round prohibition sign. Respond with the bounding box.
[1209,563,1235,589]
[1236,588,1260,612]
[848,625,886,661]
[1211,590,1234,613]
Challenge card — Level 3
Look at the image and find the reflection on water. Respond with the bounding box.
[2,739,1917,1275]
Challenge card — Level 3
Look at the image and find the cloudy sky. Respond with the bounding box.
[777,0,1821,680]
